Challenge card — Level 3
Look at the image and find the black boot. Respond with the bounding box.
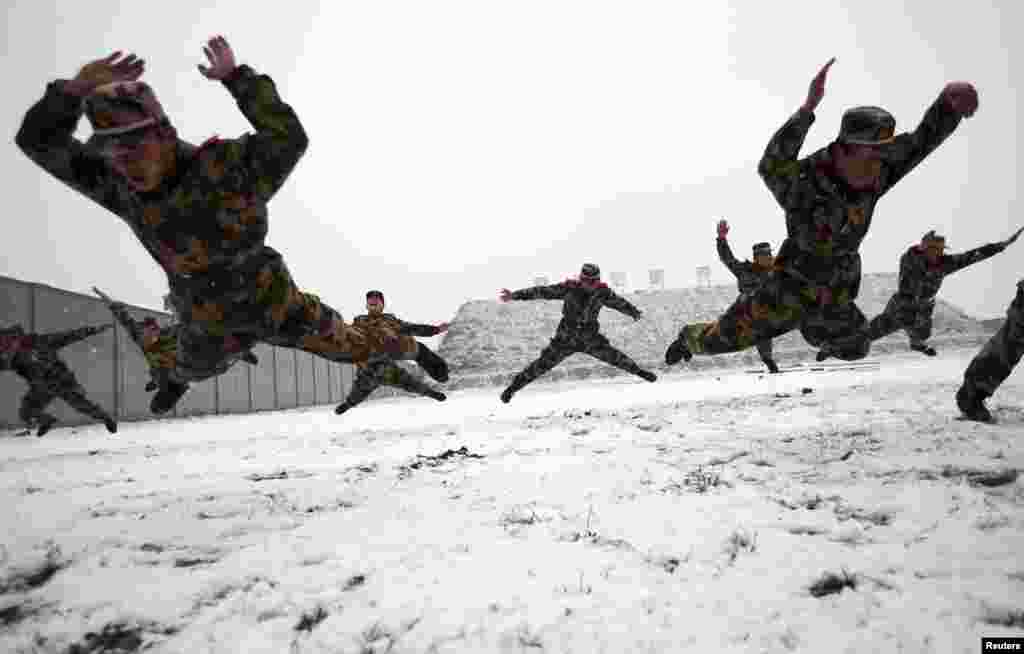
[815,349,831,362]
[103,416,118,434]
[36,415,57,437]
[765,360,780,374]
[427,390,446,402]
[956,385,993,423]
[150,381,188,415]
[638,370,657,382]
[910,342,937,357]
[144,380,157,392]
[334,402,352,415]
[664,336,692,365]
[241,351,260,365]
[415,344,449,383]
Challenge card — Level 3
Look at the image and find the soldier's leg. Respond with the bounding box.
[501,340,576,402]
[389,365,446,401]
[413,342,449,383]
[19,385,57,436]
[58,382,117,433]
[755,338,779,373]
[335,361,387,415]
[907,304,937,356]
[582,335,656,381]
[865,295,907,342]
[957,287,1024,421]
[667,273,805,364]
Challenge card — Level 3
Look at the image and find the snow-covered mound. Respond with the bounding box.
[439,273,992,390]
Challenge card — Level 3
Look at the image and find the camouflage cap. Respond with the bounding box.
[752,242,773,256]
[838,106,897,146]
[921,230,946,246]
[580,263,601,280]
[84,80,169,137]
[366,290,385,301]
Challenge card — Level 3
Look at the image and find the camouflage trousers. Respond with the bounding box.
[339,359,440,410]
[170,258,363,385]
[17,371,113,427]
[506,331,650,393]
[866,295,934,346]
[680,272,870,361]
[961,283,1024,397]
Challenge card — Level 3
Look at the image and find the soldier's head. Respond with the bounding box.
[84,81,178,193]
[752,242,774,269]
[579,263,601,288]
[831,106,896,191]
[366,290,385,315]
[141,317,161,345]
[921,230,946,264]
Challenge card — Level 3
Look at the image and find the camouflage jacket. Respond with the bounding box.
[717,238,773,295]
[758,96,962,295]
[16,64,309,330]
[897,241,1005,303]
[350,313,430,360]
[0,326,107,380]
[509,280,641,334]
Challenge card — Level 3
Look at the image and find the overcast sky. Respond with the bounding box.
[3,1,1020,331]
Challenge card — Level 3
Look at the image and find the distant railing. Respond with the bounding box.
[0,274,356,429]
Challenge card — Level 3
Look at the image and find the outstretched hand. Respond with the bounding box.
[499,289,512,302]
[717,219,729,239]
[436,322,450,333]
[803,57,836,113]
[67,52,145,97]
[1005,226,1024,247]
[197,35,238,80]
[943,82,979,118]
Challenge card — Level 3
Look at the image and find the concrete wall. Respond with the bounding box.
[0,274,356,429]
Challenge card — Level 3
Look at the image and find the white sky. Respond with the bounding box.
[2,1,1020,326]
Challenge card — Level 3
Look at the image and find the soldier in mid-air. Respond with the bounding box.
[498,263,656,404]
[715,219,781,373]
[0,323,117,436]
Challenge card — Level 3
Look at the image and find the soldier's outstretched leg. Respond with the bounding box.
[957,283,1024,422]
[19,387,58,437]
[58,383,118,433]
[414,342,449,383]
[390,365,446,402]
[667,273,806,365]
[907,304,937,356]
[865,296,907,342]
[755,338,779,373]
[335,362,386,415]
[501,340,576,403]
[582,335,656,382]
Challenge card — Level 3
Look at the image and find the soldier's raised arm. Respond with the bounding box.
[757,58,833,207]
[499,283,570,302]
[395,317,444,337]
[604,290,643,320]
[881,82,976,193]
[39,324,112,350]
[15,52,145,216]
[942,227,1020,275]
[715,220,742,276]
[197,36,308,202]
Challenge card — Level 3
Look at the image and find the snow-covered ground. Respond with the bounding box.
[1,348,1022,653]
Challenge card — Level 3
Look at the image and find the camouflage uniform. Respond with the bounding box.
[868,235,1006,354]
[717,237,779,371]
[0,324,117,436]
[956,280,1024,422]
[501,267,655,402]
[335,312,447,414]
[668,97,964,364]
[16,64,363,413]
